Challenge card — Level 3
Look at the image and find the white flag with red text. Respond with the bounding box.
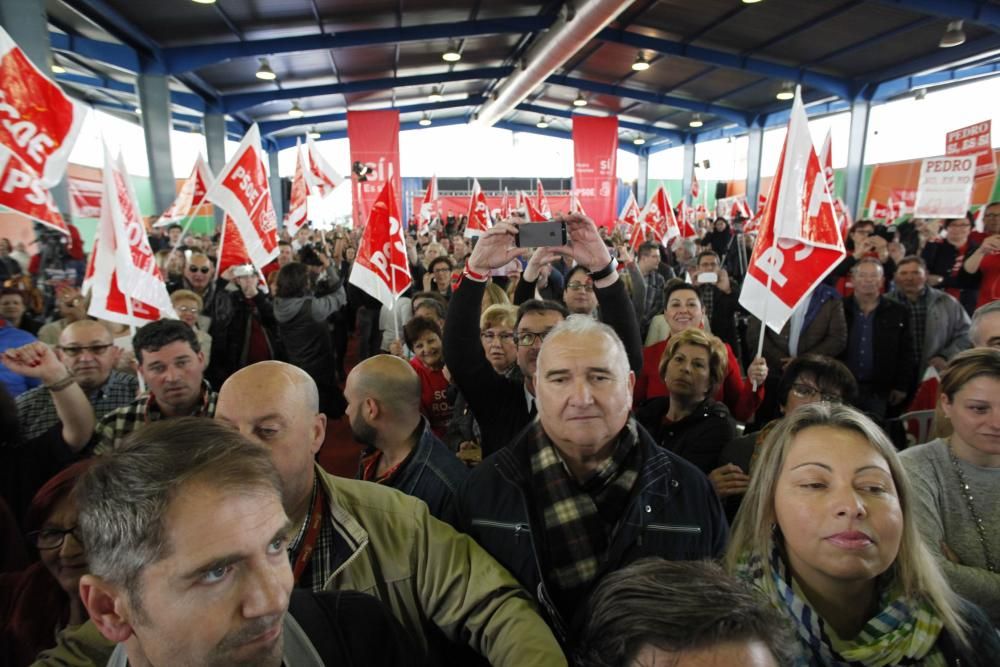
[87,146,174,325]
[499,188,511,220]
[305,135,342,197]
[285,142,309,237]
[155,154,213,227]
[739,88,845,333]
[641,185,679,246]
[536,180,552,219]
[205,124,279,274]
[618,190,640,229]
[417,174,438,235]
[349,178,412,306]
[465,178,492,237]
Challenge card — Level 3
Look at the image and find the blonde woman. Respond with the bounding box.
[901,348,1000,626]
[169,289,212,367]
[726,403,996,666]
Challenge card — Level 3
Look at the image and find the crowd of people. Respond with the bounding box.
[1,202,999,666]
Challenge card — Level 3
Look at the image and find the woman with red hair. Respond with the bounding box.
[0,460,92,666]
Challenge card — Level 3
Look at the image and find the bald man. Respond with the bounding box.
[214,361,567,667]
[345,355,468,524]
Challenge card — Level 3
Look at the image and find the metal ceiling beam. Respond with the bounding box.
[872,60,1000,99]
[546,74,753,126]
[260,96,486,136]
[743,1,862,54]
[515,103,687,143]
[62,0,165,71]
[598,28,851,99]
[869,0,1000,32]
[860,34,1000,87]
[160,16,554,74]
[55,71,207,111]
[807,17,934,65]
[48,31,139,71]
[494,119,641,155]
[221,66,513,113]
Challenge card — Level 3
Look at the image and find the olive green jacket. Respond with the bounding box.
[32,466,565,667]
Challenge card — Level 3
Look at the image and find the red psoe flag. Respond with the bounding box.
[465,178,492,238]
[641,185,679,246]
[676,200,697,238]
[205,124,279,275]
[349,178,412,306]
[739,87,845,333]
[306,135,342,197]
[285,141,309,237]
[0,148,69,233]
[690,172,700,200]
[0,26,86,187]
[536,179,552,219]
[417,174,438,235]
[155,154,213,226]
[523,192,546,221]
[618,190,640,229]
[499,188,511,220]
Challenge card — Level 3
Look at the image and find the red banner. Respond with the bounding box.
[69,176,102,218]
[205,124,278,274]
[347,110,400,229]
[946,120,995,180]
[572,116,618,229]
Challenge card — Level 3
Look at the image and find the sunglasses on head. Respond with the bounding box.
[188,266,211,274]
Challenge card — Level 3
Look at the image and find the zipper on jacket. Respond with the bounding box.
[645,523,702,534]
[470,518,531,543]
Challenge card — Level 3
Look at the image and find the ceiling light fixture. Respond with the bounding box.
[50,63,66,74]
[633,135,646,145]
[631,52,651,72]
[288,101,304,118]
[191,0,217,4]
[915,88,927,101]
[573,91,588,107]
[775,81,795,101]
[418,113,432,127]
[939,20,966,48]
[428,86,444,102]
[689,113,704,128]
[536,116,549,129]
[134,107,142,116]
[442,41,462,62]
[256,58,277,81]
[308,127,321,139]
[741,0,763,4]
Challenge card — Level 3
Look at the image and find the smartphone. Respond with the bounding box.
[516,221,568,247]
[697,271,718,284]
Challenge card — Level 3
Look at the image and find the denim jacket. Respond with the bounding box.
[387,419,469,526]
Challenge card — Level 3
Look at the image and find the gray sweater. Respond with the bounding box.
[899,438,1000,625]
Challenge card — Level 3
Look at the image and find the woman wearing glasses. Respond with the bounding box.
[921,217,981,315]
[0,461,91,666]
[901,348,1000,626]
[726,403,998,666]
[169,289,212,367]
[963,202,1000,309]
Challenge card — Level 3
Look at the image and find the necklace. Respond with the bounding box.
[946,442,998,573]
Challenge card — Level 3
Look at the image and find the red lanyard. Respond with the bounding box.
[292,487,325,583]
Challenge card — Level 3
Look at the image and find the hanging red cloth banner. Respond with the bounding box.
[347,110,400,229]
[572,116,618,230]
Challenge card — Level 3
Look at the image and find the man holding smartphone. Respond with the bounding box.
[443,214,642,457]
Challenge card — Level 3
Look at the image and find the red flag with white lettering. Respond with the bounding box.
[514,190,526,217]
[306,135,342,197]
[641,186,679,246]
[690,172,700,200]
[68,176,102,218]
[739,88,845,333]
[205,124,278,274]
[347,110,400,229]
[417,174,438,235]
[0,148,68,233]
[570,190,588,217]
[523,191,546,221]
[676,200,697,238]
[0,26,86,187]
[536,180,552,220]
[499,187,511,220]
[155,154,213,227]
[465,178,492,237]
[285,142,309,237]
[349,178,411,306]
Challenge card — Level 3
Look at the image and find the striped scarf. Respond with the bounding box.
[736,547,946,667]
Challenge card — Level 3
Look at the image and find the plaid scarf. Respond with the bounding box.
[897,288,929,364]
[698,283,716,322]
[736,547,945,667]
[529,418,642,596]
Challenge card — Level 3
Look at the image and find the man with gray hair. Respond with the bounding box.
[457,315,727,647]
[67,418,416,666]
[970,300,1000,349]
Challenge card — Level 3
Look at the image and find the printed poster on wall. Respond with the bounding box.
[945,120,995,180]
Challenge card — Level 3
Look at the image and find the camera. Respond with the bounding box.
[232,264,256,278]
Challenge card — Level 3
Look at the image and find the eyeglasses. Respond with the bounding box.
[566,281,594,293]
[984,213,1000,220]
[480,331,515,344]
[188,266,212,274]
[58,343,113,357]
[174,305,200,314]
[516,330,551,347]
[27,526,83,550]
[790,382,842,403]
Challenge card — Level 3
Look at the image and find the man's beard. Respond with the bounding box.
[350,412,378,447]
